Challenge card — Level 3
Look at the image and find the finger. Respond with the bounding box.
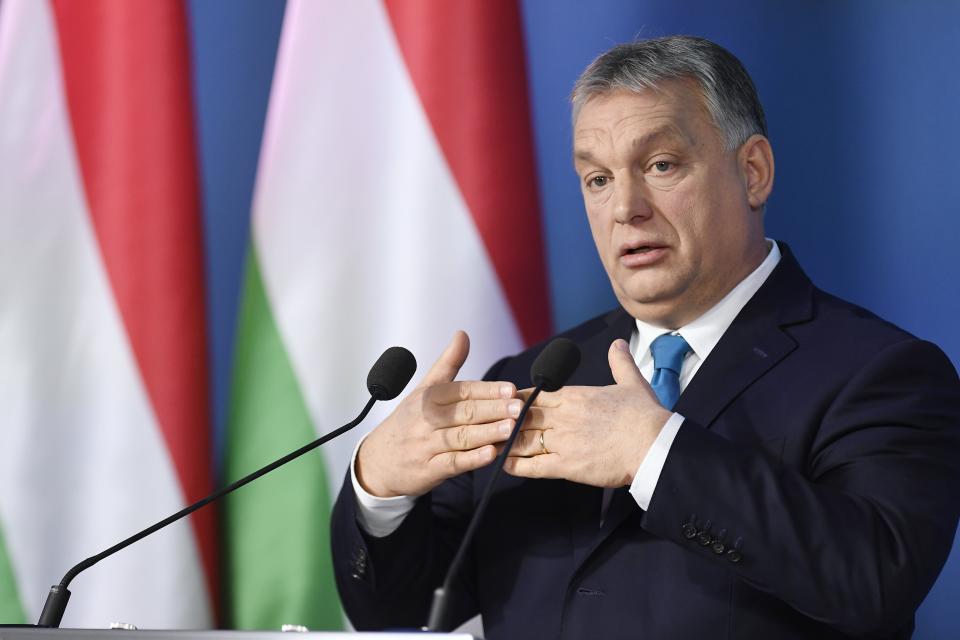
[526,388,562,408]
[506,428,552,457]
[513,406,547,431]
[503,453,561,479]
[436,419,514,453]
[421,331,470,387]
[429,445,498,479]
[430,397,523,428]
[430,380,517,405]
[608,338,646,387]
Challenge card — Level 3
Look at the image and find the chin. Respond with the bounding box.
[616,295,672,325]
[617,283,679,307]
[613,283,691,327]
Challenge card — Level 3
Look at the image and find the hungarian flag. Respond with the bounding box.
[0,0,214,628]
[225,0,550,630]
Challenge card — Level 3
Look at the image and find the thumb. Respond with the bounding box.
[608,338,646,387]
[421,330,470,387]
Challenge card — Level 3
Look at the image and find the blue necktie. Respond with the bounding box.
[650,333,691,410]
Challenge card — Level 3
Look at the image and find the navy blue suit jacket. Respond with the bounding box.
[332,245,960,638]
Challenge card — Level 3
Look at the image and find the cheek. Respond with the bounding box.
[584,203,614,247]
[583,188,614,218]
[659,173,730,243]
[650,187,699,242]
[679,203,745,274]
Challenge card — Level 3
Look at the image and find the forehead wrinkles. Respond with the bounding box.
[574,83,712,156]
[574,117,693,165]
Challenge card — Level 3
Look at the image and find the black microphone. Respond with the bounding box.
[531,337,580,391]
[368,346,418,400]
[426,338,581,632]
[36,346,417,629]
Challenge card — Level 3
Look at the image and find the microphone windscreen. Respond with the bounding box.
[530,338,581,392]
[367,346,417,400]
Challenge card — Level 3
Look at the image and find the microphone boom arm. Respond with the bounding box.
[425,337,580,632]
[426,384,545,632]
[38,396,379,628]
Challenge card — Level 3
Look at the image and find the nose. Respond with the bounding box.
[612,175,654,224]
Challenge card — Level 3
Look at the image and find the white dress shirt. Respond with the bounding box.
[628,240,781,509]
[354,241,782,536]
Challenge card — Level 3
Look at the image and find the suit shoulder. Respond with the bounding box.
[804,287,956,376]
[813,288,916,340]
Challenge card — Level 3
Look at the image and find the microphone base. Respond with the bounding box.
[37,584,70,628]
[425,586,450,632]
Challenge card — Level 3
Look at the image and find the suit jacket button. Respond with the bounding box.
[726,537,744,563]
[696,520,713,546]
[351,548,368,577]
[682,522,697,539]
[711,528,727,555]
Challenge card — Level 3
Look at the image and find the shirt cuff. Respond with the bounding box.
[350,435,417,538]
[629,412,685,511]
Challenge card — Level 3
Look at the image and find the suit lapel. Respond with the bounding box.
[566,307,630,387]
[674,244,813,426]
[570,244,815,576]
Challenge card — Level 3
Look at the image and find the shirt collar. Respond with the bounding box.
[633,239,782,366]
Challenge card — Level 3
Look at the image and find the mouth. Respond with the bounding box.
[619,241,669,267]
[620,242,666,257]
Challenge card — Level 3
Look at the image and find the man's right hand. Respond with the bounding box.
[356,330,521,498]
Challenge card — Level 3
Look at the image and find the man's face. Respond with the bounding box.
[573,81,769,328]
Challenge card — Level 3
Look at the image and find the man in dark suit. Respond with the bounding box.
[331,36,960,638]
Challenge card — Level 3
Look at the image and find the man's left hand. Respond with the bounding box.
[503,338,673,487]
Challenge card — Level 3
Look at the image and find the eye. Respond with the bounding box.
[652,160,672,173]
[587,175,609,189]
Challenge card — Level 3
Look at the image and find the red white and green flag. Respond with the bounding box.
[225,0,550,630]
[0,0,548,630]
[0,0,214,628]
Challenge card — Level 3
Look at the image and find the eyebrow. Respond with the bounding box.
[574,126,691,164]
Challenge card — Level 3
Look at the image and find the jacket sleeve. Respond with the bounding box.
[330,467,480,630]
[642,338,960,637]
[330,358,515,630]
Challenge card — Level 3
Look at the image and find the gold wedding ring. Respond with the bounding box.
[539,430,550,455]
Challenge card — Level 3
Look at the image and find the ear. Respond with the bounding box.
[739,134,774,210]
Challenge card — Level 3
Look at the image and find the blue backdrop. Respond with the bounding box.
[186,1,960,636]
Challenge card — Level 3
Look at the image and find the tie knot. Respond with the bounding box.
[650,333,690,375]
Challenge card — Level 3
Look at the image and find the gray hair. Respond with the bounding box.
[571,36,767,150]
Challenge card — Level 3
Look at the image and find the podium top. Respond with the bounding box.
[0,630,476,640]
